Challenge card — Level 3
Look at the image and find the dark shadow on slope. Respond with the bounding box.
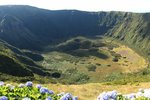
[0,54,33,77]
[67,49,108,59]
[52,37,109,59]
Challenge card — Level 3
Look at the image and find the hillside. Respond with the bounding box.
[0,15,40,50]
[106,13,150,60]
[0,40,62,82]
[0,5,149,84]
[0,6,124,50]
[0,6,149,58]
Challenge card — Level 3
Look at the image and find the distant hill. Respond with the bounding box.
[0,5,123,50]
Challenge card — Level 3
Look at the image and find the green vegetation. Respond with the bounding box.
[0,6,149,58]
[0,81,77,100]
[103,67,150,85]
[0,5,149,85]
[23,50,44,61]
[62,68,89,84]
[86,65,97,72]
[0,35,146,84]
[0,41,63,83]
[37,36,147,84]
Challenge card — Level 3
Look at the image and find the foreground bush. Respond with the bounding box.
[97,88,150,100]
[0,81,78,100]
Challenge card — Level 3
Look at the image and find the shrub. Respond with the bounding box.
[0,81,78,100]
[51,72,61,78]
[112,57,119,62]
[86,65,97,72]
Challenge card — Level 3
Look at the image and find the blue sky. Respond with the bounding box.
[0,0,149,12]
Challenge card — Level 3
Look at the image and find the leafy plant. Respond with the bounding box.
[86,65,97,72]
[0,81,78,100]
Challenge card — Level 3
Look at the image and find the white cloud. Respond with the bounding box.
[0,0,149,12]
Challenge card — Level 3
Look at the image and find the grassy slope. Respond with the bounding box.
[106,13,150,61]
[0,41,61,82]
[38,37,147,83]
[0,41,33,79]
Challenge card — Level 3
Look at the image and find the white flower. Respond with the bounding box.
[136,92,143,98]
[0,81,4,86]
[22,97,31,100]
[97,90,118,100]
[45,96,52,100]
[57,92,65,96]
[97,92,109,100]
[107,90,117,99]
[143,92,150,98]
[124,93,136,99]
[6,84,11,87]
[25,81,33,87]
[0,96,8,100]
[72,96,78,100]
[36,84,42,89]
[40,87,49,94]
[18,84,25,88]
[6,84,15,91]
[139,88,144,93]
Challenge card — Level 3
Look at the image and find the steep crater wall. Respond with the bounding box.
[0,5,149,61]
